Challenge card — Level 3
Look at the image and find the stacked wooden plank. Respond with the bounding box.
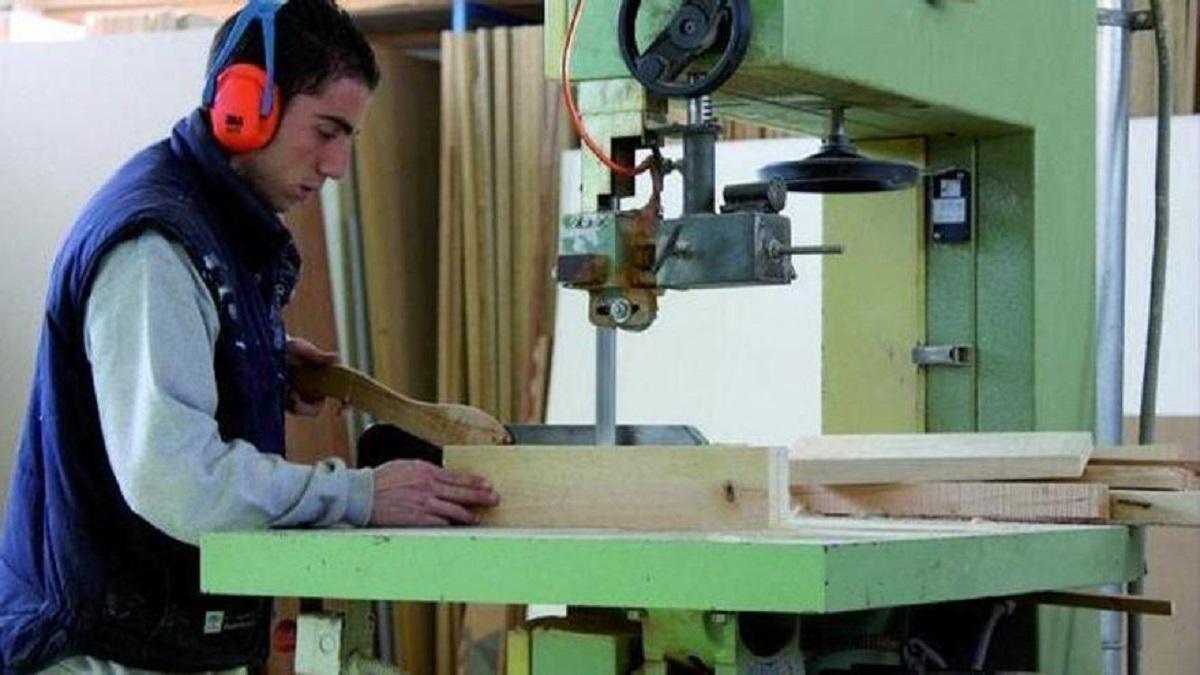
[790,434,1200,527]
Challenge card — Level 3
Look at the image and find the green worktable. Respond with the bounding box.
[201,518,1138,612]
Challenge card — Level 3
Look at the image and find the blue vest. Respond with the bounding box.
[0,110,300,672]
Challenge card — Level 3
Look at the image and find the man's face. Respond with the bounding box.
[230,75,372,214]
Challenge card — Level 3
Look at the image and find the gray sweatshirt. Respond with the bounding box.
[83,229,374,546]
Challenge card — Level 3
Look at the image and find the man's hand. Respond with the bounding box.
[369,460,499,526]
[286,336,339,416]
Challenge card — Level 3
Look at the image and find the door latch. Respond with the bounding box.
[912,344,973,367]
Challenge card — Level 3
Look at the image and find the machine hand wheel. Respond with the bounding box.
[617,0,751,98]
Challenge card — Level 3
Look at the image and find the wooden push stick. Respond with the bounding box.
[291,364,512,447]
[1016,591,1174,616]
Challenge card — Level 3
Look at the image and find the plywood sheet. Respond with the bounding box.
[356,43,441,401]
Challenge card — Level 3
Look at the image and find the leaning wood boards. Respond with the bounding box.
[444,446,789,530]
[789,432,1092,484]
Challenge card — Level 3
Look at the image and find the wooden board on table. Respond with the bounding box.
[789,432,1092,485]
[1112,490,1200,527]
[792,482,1110,523]
[444,445,790,530]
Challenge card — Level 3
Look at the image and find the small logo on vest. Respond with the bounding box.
[204,610,226,635]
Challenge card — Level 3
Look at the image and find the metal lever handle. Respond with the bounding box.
[766,240,845,257]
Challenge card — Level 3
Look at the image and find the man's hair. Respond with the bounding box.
[208,0,380,104]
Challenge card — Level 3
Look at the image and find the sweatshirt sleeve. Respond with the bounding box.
[83,229,374,546]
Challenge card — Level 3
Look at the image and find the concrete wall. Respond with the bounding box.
[0,29,215,519]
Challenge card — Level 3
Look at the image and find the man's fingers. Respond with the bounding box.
[434,482,499,507]
[312,350,339,366]
[287,337,341,367]
[288,392,325,417]
[433,467,492,489]
[426,497,481,525]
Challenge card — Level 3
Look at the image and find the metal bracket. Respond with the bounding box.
[295,614,344,674]
[912,344,973,367]
[1097,8,1154,31]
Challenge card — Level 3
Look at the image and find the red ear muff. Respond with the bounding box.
[209,63,281,153]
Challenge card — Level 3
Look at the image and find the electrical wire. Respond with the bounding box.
[560,0,656,179]
[1130,9,1173,675]
[1138,0,1172,446]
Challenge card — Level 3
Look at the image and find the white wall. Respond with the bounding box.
[1124,116,1200,418]
[3,9,85,42]
[547,138,825,446]
[0,29,215,518]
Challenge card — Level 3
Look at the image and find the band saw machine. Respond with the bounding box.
[200,2,1138,672]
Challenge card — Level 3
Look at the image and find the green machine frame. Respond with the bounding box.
[547,0,1097,434]
[201,2,1119,673]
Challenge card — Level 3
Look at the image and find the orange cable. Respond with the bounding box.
[561,0,655,179]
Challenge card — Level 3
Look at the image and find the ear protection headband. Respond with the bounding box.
[202,0,286,153]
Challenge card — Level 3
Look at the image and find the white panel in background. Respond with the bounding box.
[1124,116,1200,417]
[0,29,217,518]
[5,9,86,42]
[547,138,824,446]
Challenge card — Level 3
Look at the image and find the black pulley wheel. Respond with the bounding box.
[617,0,751,98]
[760,145,921,194]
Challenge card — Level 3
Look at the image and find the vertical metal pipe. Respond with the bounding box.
[1096,3,1132,675]
[1096,0,1131,450]
[596,327,617,444]
[683,94,716,214]
[452,0,468,33]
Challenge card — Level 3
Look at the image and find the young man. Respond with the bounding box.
[0,1,496,672]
